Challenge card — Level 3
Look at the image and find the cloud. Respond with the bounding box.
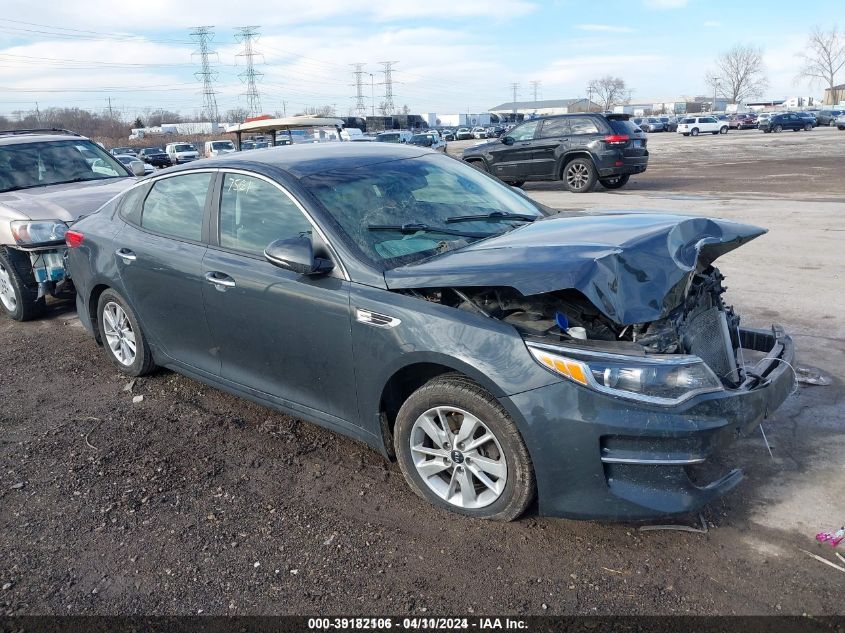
[643,0,688,8]
[576,24,635,33]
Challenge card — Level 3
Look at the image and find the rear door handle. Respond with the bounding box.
[115,248,136,262]
[205,271,236,289]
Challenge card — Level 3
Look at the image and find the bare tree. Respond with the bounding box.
[798,26,845,103]
[587,76,631,112]
[705,45,768,105]
[224,107,251,123]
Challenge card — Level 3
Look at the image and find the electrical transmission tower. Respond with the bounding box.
[379,61,398,115]
[509,82,520,116]
[190,26,219,122]
[530,80,541,103]
[235,26,264,116]
[351,63,367,117]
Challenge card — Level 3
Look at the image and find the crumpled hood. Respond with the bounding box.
[0,178,134,222]
[384,213,766,325]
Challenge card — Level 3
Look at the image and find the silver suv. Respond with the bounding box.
[0,129,141,321]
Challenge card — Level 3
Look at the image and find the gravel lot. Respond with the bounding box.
[1,127,844,616]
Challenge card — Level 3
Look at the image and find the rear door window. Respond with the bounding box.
[608,119,641,135]
[537,118,571,138]
[568,117,600,135]
[141,173,211,241]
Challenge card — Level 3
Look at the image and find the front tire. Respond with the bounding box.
[0,249,46,322]
[720,126,728,134]
[804,123,812,131]
[97,289,156,376]
[773,124,783,133]
[691,128,700,136]
[562,158,597,193]
[599,174,630,189]
[394,375,535,521]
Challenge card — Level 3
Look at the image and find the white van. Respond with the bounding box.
[204,140,236,157]
[165,142,199,164]
[375,131,413,143]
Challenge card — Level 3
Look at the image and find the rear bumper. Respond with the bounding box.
[595,151,648,177]
[502,326,795,520]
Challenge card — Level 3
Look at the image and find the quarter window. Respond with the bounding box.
[568,117,600,135]
[141,173,211,241]
[219,174,312,256]
[538,119,570,138]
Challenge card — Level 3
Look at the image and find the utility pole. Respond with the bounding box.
[235,26,264,116]
[711,77,720,113]
[107,96,114,118]
[351,63,368,117]
[509,82,520,118]
[190,26,220,123]
[530,80,541,103]
[587,83,593,112]
[282,100,287,117]
[369,73,375,116]
[379,61,398,115]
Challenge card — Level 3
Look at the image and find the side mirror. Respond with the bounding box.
[501,136,515,146]
[264,236,334,276]
[130,161,146,177]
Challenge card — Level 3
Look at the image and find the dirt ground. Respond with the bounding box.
[1,128,844,616]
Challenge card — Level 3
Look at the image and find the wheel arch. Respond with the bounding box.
[556,151,593,179]
[376,355,508,460]
[87,283,112,344]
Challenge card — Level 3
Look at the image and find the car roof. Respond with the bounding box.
[0,133,91,146]
[165,142,433,179]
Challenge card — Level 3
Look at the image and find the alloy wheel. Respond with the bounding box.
[102,301,137,366]
[565,163,591,191]
[409,406,507,509]
[0,262,17,312]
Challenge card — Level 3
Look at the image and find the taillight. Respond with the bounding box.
[604,134,630,145]
[65,230,84,248]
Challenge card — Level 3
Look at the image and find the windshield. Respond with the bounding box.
[174,144,195,152]
[0,139,129,193]
[211,141,234,150]
[301,153,544,269]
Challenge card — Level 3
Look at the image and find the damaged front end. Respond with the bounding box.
[389,214,796,518]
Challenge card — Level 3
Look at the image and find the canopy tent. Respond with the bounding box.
[225,116,345,150]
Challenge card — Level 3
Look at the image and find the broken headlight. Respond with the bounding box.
[526,342,723,405]
[10,220,69,246]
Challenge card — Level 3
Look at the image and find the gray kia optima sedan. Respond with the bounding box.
[65,143,795,521]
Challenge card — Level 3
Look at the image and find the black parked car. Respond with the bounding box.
[65,143,795,522]
[461,113,648,192]
[138,147,171,168]
[758,112,814,133]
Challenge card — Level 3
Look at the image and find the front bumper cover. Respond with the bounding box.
[502,326,795,520]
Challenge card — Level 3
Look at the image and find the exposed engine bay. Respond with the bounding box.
[401,266,744,387]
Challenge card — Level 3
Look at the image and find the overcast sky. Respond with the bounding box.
[0,1,835,120]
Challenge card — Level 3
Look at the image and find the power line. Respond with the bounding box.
[190,26,219,123]
[235,26,263,116]
[379,61,398,115]
[351,63,367,117]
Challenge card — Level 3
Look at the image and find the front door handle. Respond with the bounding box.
[115,248,136,262]
[205,271,236,289]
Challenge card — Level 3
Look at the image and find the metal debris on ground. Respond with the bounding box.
[795,366,831,386]
[123,379,137,392]
[639,512,709,534]
[132,395,144,404]
[800,549,845,574]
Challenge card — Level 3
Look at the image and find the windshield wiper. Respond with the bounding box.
[367,222,495,239]
[446,211,538,224]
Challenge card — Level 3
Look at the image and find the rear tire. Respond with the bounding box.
[599,174,630,189]
[467,160,488,173]
[773,124,783,133]
[720,126,728,134]
[0,248,46,322]
[393,375,535,522]
[507,181,525,188]
[804,123,812,131]
[97,289,156,376]
[561,158,597,193]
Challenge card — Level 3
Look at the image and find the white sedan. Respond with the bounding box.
[676,116,729,136]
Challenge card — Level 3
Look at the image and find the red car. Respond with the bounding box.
[729,113,758,130]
